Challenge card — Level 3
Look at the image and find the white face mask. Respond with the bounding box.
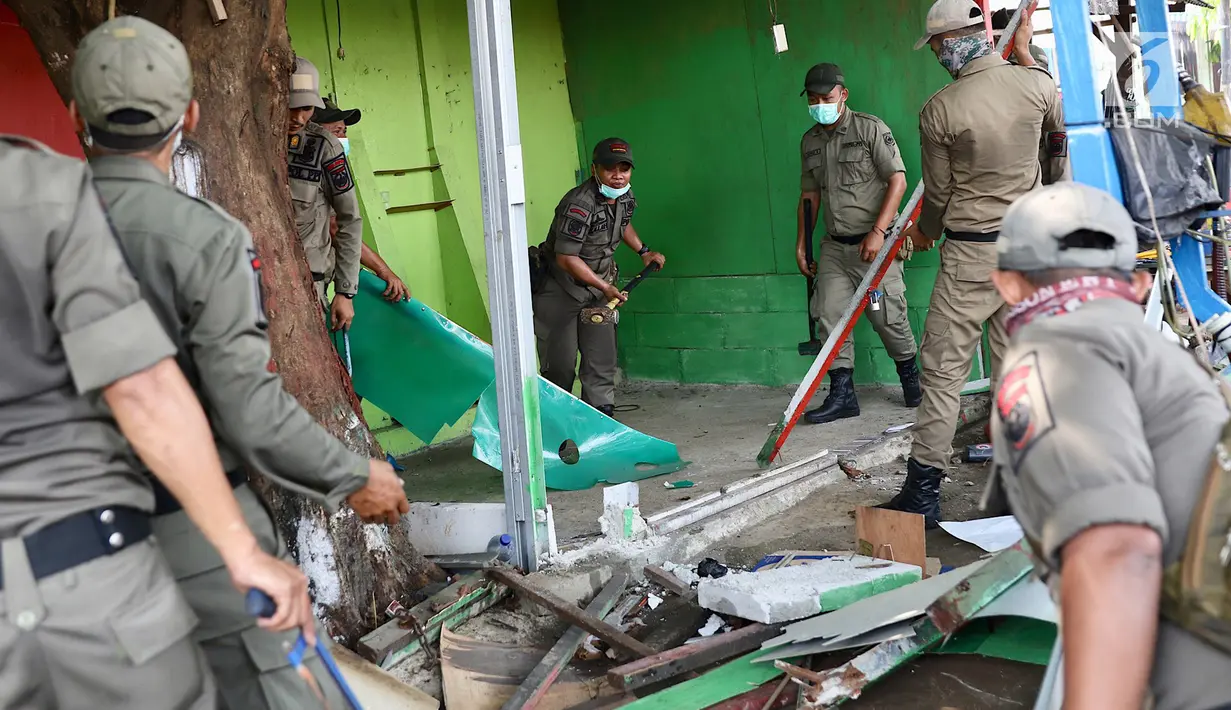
[338,137,351,156]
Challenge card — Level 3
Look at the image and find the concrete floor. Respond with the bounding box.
[396,380,925,543]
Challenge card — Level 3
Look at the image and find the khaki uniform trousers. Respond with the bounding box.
[910,239,1009,470]
[0,537,215,709]
[153,485,345,710]
[533,275,618,408]
[810,240,917,370]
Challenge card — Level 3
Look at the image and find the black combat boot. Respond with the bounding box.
[877,458,943,529]
[597,404,615,418]
[803,368,859,424]
[896,357,923,408]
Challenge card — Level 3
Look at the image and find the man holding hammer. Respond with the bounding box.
[533,138,666,418]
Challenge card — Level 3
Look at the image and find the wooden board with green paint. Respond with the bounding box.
[620,648,799,710]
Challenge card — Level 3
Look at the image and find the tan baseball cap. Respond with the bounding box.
[290,57,326,110]
[71,16,192,149]
[914,0,984,50]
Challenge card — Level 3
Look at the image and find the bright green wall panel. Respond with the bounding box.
[560,0,967,386]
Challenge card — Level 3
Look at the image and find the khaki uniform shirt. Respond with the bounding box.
[918,54,1067,237]
[800,109,906,237]
[288,122,362,297]
[0,137,176,537]
[990,298,1231,710]
[91,156,368,512]
[1008,48,1071,186]
[543,178,635,303]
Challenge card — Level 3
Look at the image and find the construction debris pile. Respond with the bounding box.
[359,508,1057,709]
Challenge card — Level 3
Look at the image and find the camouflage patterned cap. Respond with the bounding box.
[72,16,192,150]
[998,182,1138,272]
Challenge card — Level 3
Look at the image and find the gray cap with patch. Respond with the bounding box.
[72,16,192,149]
[290,57,327,110]
[998,182,1138,272]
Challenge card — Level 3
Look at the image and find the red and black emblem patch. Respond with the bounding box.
[1047,131,1067,158]
[567,203,591,221]
[609,142,629,154]
[564,217,587,238]
[995,352,1054,467]
[324,155,355,194]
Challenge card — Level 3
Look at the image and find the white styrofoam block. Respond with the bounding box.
[697,556,922,624]
[604,482,639,509]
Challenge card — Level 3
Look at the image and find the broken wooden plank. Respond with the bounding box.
[607,623,782,691]
[381,584,509,670]
[502,573,629,710]
[487,568,655,659]
[643,565,695,600]
[359,572,488,663]
[854,506,927,576]
[783,542,1035,708]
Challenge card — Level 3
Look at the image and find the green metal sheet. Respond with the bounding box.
[471,377,689,491]
[345,270,687,490]
[344,272,493,444]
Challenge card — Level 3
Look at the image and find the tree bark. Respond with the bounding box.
[8,0,445,645]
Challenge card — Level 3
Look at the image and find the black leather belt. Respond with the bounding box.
[0,506,151,591]
[152,468,248,516]
[828,233,865,245]
[944,229,999,243]
[311,271,328,282]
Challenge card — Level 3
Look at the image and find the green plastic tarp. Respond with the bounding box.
[342,271,687,490]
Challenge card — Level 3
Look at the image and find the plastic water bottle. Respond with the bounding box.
[487,534,513,562]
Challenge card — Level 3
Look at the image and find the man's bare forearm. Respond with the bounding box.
[875,173,907,233]
[104,358,259,567]
[621,223,645,253]
[361,242,391,278]
[1060,524,1162,710]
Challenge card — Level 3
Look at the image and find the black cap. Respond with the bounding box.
[313,97,361,126]
[801,63,844,96]
[592,137,634,167]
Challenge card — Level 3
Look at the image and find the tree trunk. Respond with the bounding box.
[8,0,445,645]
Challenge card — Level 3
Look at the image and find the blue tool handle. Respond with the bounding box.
[244,589,365,710]
[246,588,278,619]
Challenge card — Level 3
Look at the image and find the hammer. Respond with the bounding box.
[247,589,364,709]
[582,262,661,326]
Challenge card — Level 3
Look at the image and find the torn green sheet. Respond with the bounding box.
[345,272,493,443]
[346,271,687,489]
[471,378,689,490]
[932,617,1057,666]
[619,648,798,710]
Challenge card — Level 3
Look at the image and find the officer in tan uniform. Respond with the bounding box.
[991,8,1070,186]
[880,0,1066,526]
[68,17,411,709]
[988,182,1231,710]
[533,138,665,417]
[796,62,920,424]
[0,135,313,707]
[314,98,411,302]
[287,58,363,331]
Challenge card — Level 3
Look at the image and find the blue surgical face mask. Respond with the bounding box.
[338,137,351,156]
[598,181,630,199]
[809,102,841,126]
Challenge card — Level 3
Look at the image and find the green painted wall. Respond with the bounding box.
[560,0,970,386]
[288,0,579,453]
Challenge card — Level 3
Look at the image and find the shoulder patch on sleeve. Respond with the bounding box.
[1046,131,1068,157]
[565,202,591,221]
[884,133,896,148]
[996,351,1056,468]
[324,155,355,194]
[564,217,587,238]
[246,247,270,331]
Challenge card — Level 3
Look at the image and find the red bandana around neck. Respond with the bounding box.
[1005,275,1141,336]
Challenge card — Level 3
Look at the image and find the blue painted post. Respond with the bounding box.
[1050,0,1123,195]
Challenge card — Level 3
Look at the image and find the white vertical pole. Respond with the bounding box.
[466,0,550,570]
